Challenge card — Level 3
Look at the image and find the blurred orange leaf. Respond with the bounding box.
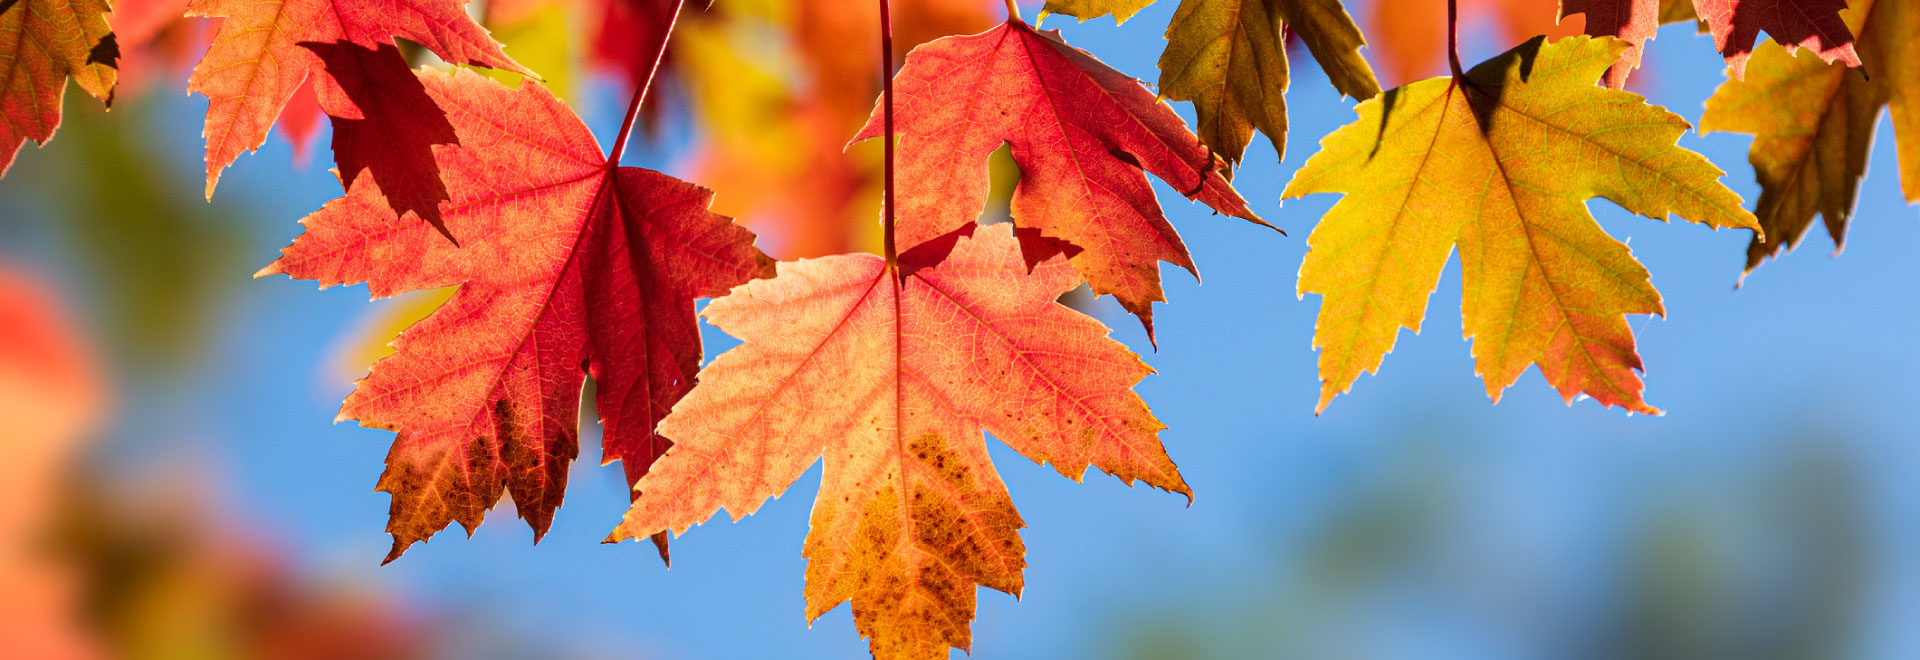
[1367,0,1582,87]
[0,266,103,660]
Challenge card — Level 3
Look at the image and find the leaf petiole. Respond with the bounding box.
[607,0,687,166]
[880,0,898,265]
[1446,0,1463,78]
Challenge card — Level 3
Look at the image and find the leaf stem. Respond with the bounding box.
[1446,0,1463,79]
[880,0,898,265]
[608,0,687,166]
[1004,0,1021,23]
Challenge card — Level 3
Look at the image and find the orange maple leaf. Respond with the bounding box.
[853,19,1271,339]
[259,68,771,562]
[185,0,529,200]
[609,224,1185,660]
[0,0,116,176]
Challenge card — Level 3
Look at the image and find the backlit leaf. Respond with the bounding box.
[1700,0,1912,275]
[1560,0,1660,89]
[1284,36,1757,414]
[1040,0,1157,24]
[1691,0,1859,78]
[185,0,528,199]
[259,69,771,562]
[853,19,1270,338]
[609,224,1185,660]
[0,0,116,175]
[1157,0,1380,168]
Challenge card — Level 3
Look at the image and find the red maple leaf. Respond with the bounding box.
[1562,0,1663,88]
[1692,0,1861,77]
[305,42,460,239]
[259,68,772,562]
[610,223,1184,659]
[185,0,529,206]
[852,19,1272,339]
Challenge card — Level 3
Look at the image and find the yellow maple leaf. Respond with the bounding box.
[1159,0,1379,168]
[1041,0,1379,168]
[1040,0,1157,24]
[1699,0,1917,276]
[1284,36,1758,415]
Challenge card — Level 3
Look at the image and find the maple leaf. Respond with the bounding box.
[1157,0,1380,168]
[185,0,529,200]
[853,19,1269,338]
[1045,0,1381,168]
[1689,0,1859,78]
[258,68,772,562]
[0,0,116,176]
[304,42,459,240]
[1560,0,1660,89]
[1660,0,1701,23]
[1283,36,1758,415]
[1700,0,1912,275]
[1040,0,1157,24]
[608,223,1185,660]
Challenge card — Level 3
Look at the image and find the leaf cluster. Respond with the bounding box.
[0,0,1906,657]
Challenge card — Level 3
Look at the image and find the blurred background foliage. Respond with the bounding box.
[1112,431,1871,660]
[3,0,1917,658]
